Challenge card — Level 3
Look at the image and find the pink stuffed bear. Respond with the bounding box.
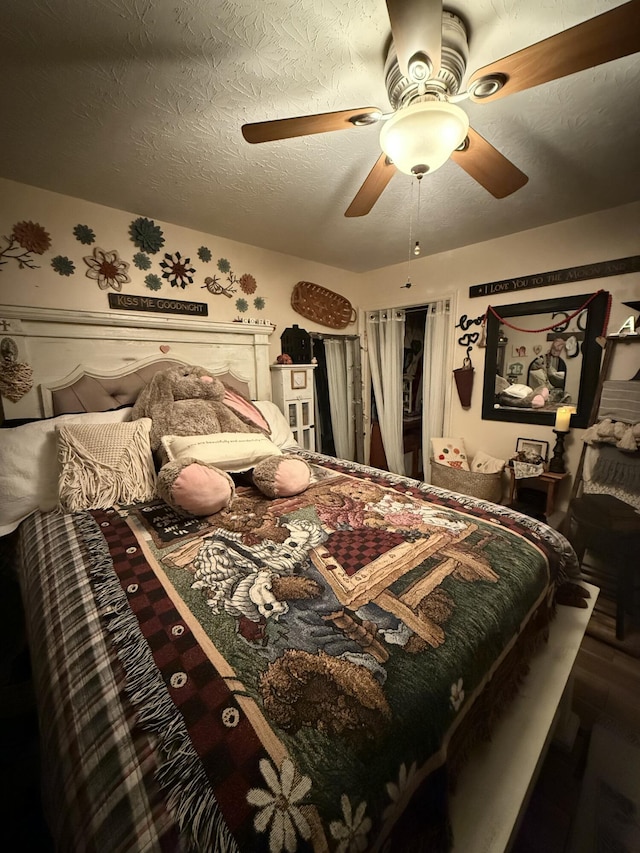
[132,364,311,517]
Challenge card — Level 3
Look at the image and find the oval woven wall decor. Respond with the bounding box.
[291,281,356,329]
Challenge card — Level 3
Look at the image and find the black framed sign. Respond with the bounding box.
[469,255,640,299]
[108,293,208,316]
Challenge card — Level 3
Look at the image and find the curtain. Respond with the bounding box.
[421,300,451,482]
[366,308,406,475]
[324,338,355,460]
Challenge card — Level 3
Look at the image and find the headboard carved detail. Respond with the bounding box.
[0,306,273,419]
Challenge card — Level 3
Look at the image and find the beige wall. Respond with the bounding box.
[0,177,359,364]
[2,177,639,511]
[350,201,640,511]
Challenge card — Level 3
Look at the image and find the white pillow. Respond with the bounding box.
[0,407,132,536]
[471,449,506,474]
[431,438,470,471]
[252,400,299,449]
[161,432,282,472]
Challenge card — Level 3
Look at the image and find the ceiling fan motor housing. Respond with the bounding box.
[384,10,469,109]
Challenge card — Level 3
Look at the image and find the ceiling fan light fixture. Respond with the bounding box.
[379,101,470,176]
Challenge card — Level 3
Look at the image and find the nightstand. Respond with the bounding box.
[508,467,568,520]
[270,364,316,451]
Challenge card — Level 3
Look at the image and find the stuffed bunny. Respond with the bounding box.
[132,364,311,517]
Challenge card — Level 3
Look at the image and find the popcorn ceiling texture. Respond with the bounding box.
[0,0,638,272]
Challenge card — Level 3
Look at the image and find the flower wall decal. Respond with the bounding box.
[0,221,51,270]
[129,217,165,254]
[159,251,195,289]
[83,247,131,291]
[145,273,162,291]
[217,258,231,273]
[73,224,96,245]
[240,273,257,294]
[254,296,266,310]
[236,298,248,313]
[197,246,212,262]
[133,252,151,270]
[51,255,75,276]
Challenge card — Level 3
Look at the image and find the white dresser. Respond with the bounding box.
[270,364,316,451]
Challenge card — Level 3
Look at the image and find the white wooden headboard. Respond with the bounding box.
[0,305,274,420]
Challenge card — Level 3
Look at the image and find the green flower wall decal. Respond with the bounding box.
[73,224,96,245]
[145,273,162,291]
[197,246,212,262]
[133,252,152,270]
[236,298,248,312]
[52,255,75,276]
[129,217,165,254]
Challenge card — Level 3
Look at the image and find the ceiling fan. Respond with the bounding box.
[242,0,640,217]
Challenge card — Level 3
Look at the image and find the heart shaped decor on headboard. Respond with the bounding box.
[160,345,170,353]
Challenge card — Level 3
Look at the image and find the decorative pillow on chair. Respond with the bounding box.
[57,418,156,511]
[431,438,470,471]
[471,449,506,474]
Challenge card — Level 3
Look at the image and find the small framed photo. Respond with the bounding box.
[516,437,549,461]
[290,370,307,390]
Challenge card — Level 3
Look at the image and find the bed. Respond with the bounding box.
[0,306,587,852]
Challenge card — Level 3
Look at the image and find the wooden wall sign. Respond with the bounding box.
[469,255,640,299]
[108,292,208,316]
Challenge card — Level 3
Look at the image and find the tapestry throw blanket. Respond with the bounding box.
[83,455,567,852]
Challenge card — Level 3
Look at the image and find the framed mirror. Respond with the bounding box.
[481,290,609,428]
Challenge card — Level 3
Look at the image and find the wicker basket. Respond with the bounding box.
[429,459,503,503]
[291,281,357,329]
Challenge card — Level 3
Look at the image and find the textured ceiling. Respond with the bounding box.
[1,0,639,273]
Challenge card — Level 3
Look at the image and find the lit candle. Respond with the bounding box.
[555,407,571,431]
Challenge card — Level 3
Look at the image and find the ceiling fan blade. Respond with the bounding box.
[386,0,442,80]
[345,154,397,217]
[242,108,382,143]
[451,127,528,198]
[469,0,640,103]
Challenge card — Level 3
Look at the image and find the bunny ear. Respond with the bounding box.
[132,369,175,419]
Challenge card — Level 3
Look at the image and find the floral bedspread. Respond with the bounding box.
[89,454,565,852]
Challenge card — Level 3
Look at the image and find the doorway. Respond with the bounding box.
[311,333,364,463]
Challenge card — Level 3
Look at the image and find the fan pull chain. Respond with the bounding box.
[414,179,422,257]
[402,180,415,289]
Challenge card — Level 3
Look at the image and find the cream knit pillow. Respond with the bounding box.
[57,418,156,511]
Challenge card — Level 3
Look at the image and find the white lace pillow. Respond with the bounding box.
[431,438,470,471]
[471,449,506,474]
[57,418,156,511]
[161,432,282,472]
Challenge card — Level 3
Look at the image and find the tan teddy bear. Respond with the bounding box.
[132,364,311,517]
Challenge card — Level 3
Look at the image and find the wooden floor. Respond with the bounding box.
[511,596,640,853]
